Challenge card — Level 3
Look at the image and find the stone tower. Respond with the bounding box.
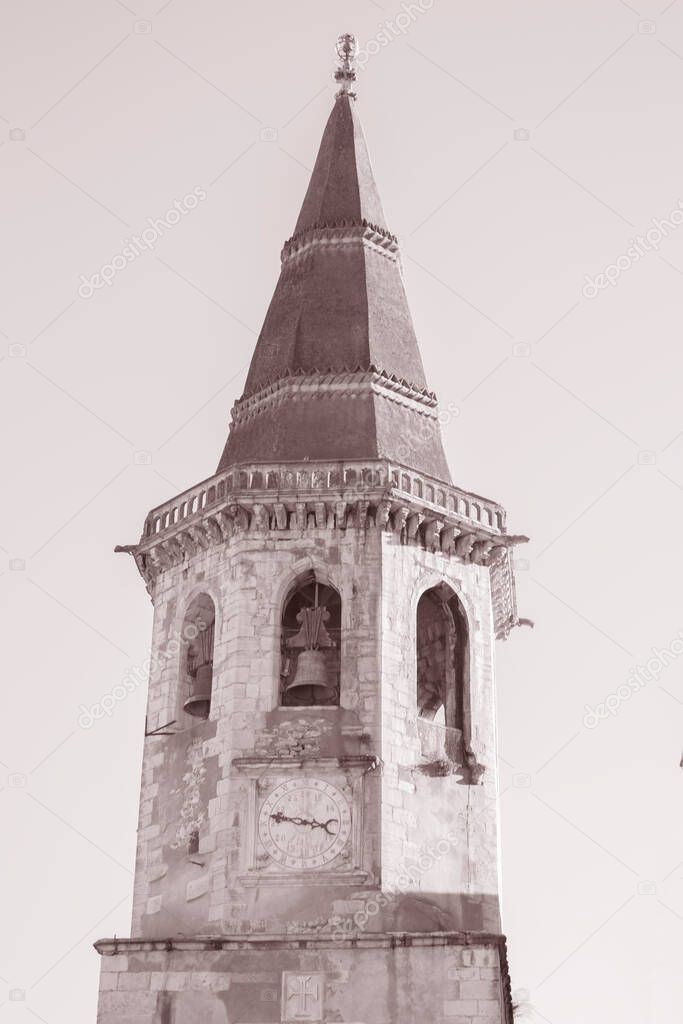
[96,36,526,1024]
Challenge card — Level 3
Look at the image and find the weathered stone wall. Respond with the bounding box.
[96,936,511,1024]
[132,525,384,940]
[379,532,501,932]
[125,518,502,952]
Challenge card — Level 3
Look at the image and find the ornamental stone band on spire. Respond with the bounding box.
[96,35,528,1024]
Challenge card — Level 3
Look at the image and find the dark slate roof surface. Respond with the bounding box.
[218,92,451,483]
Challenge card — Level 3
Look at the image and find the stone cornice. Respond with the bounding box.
[232,368,439,429]
[115,459,526,639]
[232,754,379,773]
[95,929,509,954]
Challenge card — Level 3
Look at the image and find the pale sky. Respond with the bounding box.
[1,2,682,1022]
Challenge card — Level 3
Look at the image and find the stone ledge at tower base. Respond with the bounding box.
[94,930,514,1024]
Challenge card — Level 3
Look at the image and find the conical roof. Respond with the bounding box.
[218,90,451,483]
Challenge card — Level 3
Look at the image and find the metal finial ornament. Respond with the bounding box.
[334,33,357,96]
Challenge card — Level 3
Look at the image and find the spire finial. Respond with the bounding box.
[334,33,357,96]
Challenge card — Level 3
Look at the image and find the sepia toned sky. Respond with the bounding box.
[1,1,682,1022]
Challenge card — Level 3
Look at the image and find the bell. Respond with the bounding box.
[183,662,212,719]
[284,648,336,704]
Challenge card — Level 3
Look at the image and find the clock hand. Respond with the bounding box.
[270,811,301,826]
[270,812,316,828]
[269,811,339,835]
[300,815,339,835]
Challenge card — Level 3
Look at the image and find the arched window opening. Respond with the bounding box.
[280,574,341,707]
[416,585,469,761]
[182,593,216,720]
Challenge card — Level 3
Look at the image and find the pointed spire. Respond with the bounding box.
[293,87,387,237]
[217,44,452,483]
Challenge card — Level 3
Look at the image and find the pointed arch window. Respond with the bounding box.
[280,573,341,707]
[181,593,216,720]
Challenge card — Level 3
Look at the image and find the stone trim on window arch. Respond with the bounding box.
[269,556,344,625]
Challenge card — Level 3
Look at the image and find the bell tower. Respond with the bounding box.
[95,35,526,1024]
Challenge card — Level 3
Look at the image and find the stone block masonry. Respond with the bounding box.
[128,522,502,942]
[95,933,513,1024]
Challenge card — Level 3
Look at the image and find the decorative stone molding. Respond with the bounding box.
[234,367,438,428]
[280,218,400,266]
[117,459,527,638]
[94,929,513,955]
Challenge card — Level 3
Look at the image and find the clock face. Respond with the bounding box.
[258,778,352,870]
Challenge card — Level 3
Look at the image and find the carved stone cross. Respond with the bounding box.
[282,972,324,1022]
